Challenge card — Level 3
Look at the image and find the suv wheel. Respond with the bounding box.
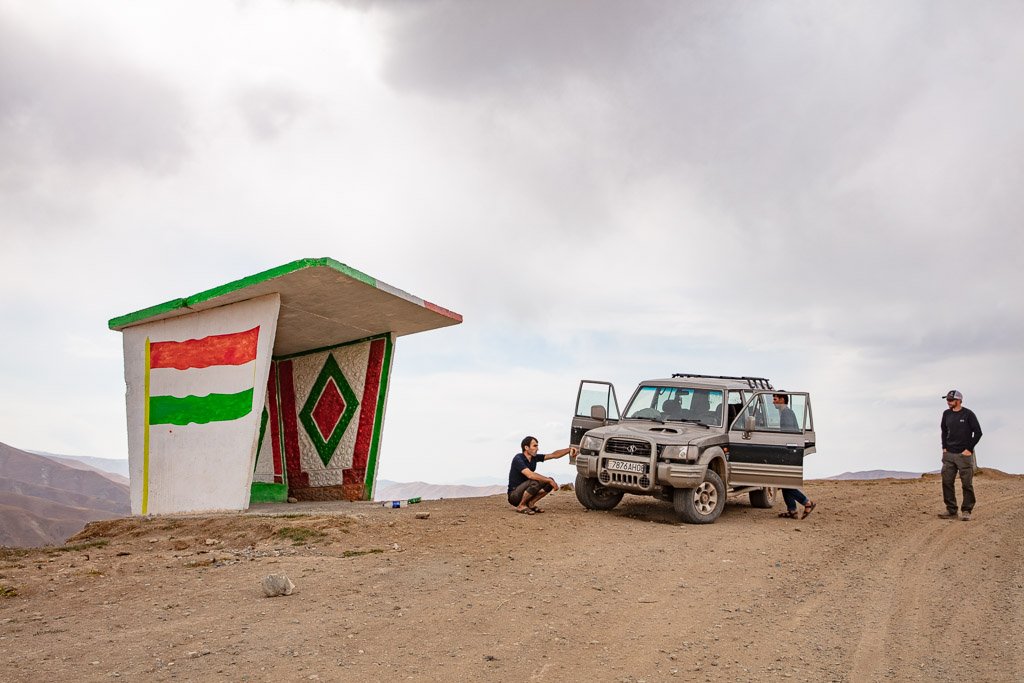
[749,487,776,509]
[673,469,726,524]
[575,473,625,511]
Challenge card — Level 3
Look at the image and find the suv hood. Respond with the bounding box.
[586,420,720,446]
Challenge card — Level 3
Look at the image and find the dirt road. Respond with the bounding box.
[1,472,1022,681]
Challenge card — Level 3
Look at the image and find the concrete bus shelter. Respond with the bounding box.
[109,258,461,515]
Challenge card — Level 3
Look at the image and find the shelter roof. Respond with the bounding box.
[108,258,462,356]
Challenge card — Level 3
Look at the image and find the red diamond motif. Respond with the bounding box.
[310,378,346,441]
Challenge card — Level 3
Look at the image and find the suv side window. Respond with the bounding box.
[730,392,808,433]
[726,391,744,426]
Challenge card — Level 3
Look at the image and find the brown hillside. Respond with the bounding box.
[0,492,123,547]
[0,442,129,502]
[1,474,1022,681]
[0,442,129,547]
[0,477,128,515]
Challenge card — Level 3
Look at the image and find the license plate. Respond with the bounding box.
[606,459,646,474]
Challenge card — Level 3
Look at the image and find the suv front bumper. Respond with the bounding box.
[576,453,706,491]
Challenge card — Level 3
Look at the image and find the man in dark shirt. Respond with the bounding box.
[938,389,983,521]
[507,435,575,515]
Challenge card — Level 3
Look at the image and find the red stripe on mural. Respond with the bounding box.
[266,366,283,484]
[346,338,385,486]
[150,326,260,370]
[277,360,308,489]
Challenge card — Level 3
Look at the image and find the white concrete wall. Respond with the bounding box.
[121,294,280,514]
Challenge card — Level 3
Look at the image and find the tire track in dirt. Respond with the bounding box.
[846,487,1023,681]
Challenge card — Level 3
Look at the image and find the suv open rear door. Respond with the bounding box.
[726,391,814,488]
[570,380,620,446]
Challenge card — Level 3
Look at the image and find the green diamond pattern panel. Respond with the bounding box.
[298,353,359,466]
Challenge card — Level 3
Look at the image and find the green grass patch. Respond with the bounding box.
[274,527,327,546]
[341,548,385,558]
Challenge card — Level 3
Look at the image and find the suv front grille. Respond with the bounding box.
[605,438,651,457]
[599,470,652,489]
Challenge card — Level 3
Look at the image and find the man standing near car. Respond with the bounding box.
[939,390,983,521]
[507,436,576,515]
[772,394,816,519]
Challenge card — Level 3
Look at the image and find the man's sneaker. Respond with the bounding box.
[961,512,972,522]
[937,511,958,519]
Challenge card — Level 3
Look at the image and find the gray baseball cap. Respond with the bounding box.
[943,390,963,401]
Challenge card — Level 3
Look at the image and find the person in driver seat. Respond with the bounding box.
[662,396,684,420]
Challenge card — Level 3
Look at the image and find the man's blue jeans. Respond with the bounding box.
[782,488,809,512]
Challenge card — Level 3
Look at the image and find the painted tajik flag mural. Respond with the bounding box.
[122,295,280,514]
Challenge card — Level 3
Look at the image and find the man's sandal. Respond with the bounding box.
[778,510,799,519]
[529,507,545,514]
[516,507,535,515]
[801,501,817,519]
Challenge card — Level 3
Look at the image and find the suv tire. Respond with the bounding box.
[748,487,776,509]
[673,469,726,524]
[575,473,625,511]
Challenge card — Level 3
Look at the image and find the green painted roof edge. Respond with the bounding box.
[108,257,376,331]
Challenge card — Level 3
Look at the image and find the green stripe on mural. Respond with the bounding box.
[149,388,254,426]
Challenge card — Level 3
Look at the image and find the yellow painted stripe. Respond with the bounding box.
[143,338,151,515]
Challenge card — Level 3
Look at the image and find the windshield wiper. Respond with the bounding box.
[627,414,666,424]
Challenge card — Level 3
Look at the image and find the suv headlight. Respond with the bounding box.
[662,445,697,461]
[581,434,604,452]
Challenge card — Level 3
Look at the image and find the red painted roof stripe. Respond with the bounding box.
[423,301,463,322]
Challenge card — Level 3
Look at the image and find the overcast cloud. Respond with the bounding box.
[0,1,1020,487]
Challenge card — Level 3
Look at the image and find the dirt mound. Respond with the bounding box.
[2,476,1022,681]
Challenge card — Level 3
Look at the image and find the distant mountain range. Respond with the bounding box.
[0,442,130,547]
[375,469,935,500]
[823,470,925,480]
[374,479,505,502]
[28,451,129,484]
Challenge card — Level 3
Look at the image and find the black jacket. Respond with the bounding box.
[941,407,982,452]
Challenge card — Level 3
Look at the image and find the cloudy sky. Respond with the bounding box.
[1,1,1020,488]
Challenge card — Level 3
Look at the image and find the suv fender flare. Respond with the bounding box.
[699,446,729,485]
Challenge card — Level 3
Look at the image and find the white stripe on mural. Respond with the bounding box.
[147,418,259,512]
[149,361,257,398]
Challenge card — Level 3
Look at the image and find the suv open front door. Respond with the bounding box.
[726,392,814,488]
[570,380,620,447]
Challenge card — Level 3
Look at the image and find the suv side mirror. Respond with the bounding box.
[591,405,607,420]
[743,415,755,439]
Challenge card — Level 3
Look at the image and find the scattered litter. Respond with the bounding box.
[382,497,422,508]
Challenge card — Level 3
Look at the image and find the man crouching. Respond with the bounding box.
[507,436,576,515]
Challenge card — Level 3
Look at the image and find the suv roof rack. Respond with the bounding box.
[671,373,774,390]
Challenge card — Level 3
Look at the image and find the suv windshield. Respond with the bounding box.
[624,386,725,427]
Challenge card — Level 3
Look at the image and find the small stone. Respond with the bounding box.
[261,574,295,597]
[415,512,430,520]
[287,497,299,504]
[204,539,218,546]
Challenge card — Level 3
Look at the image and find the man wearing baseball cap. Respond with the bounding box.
[938,390,983,521]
